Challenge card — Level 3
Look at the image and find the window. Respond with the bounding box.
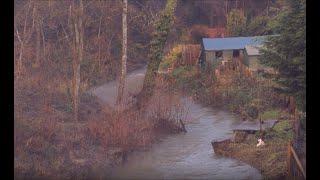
[215,51,223,59]
[233,50,240,57]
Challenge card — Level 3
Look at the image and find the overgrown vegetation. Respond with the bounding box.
[14,0,304,178]
[138,0,177,104]
[161,59,284,121]
[14,0,186,178]
[15,75,188,179]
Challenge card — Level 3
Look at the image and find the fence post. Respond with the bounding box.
[287,142,292,178]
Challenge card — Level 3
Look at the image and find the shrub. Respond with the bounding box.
[246,105,259,119]
[146,82,189,133]
[171,66,200,92]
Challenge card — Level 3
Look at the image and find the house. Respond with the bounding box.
[199,36,266,66]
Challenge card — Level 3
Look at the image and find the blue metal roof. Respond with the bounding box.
[202,36,267,51]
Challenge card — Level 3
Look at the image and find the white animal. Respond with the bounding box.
[256,138,265,147]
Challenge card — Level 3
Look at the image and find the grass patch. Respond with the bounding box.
[261,119,293,142]
[273,120,292,132]
[214,133,288,179]
[260,109,280,120]
[272,120,293,140]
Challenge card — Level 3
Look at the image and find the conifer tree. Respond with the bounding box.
[260,0,305,111]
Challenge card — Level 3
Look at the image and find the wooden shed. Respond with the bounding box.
[199,36,268,68]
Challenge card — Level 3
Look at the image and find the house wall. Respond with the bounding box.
[205,50,215,64]
[204,49,241,64]
[248,56,259,69]
[247,56,276,74]
[223,50,234,61]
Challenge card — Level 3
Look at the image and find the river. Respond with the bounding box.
[91,67,262,180]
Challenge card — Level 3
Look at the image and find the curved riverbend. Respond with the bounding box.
[92,67,262,179]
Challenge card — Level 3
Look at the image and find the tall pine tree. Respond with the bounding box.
[260,0,305,111]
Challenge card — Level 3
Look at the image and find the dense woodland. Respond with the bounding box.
[14,0,305,179]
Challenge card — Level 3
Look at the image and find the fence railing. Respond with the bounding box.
[287,142,306,179]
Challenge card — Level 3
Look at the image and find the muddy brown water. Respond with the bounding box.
[91,67,262,180]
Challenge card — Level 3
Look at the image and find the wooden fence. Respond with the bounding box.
[287,142,306,179]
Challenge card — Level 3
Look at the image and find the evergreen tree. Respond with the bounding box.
[260,0,305,110]
[247,15,272,36]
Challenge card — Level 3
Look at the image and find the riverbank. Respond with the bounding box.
[14,64,187,179]
[158,51,293,179]
[108,97,262,179]
[213,118,293,179]
[159,62,286,122]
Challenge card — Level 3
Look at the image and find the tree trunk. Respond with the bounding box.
[225,0,228,20]
[73,21,80,122]
[18,42,24,77]
[35,7,41,67]
[267,0,270,16]
[15,0,33,78]
[116,0,128,108]
[73,0,84,122]
[97,16,102,72]
[41,19,46,63]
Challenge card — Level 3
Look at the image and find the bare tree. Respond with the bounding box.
[72,0,84,122]
[14,0,35,78]
[116,0,128,107]
[34,2,41,67]
[97,16,102,72]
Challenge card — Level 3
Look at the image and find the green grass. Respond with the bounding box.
[273,120,292,132]
[263,120,293,141]
[260,109,280,120]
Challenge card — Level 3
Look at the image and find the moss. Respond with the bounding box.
[261,109,280,120]
[273,120,293,140]
[273,120,291,132]
[159,45,183,71]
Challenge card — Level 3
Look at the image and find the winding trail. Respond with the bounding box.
[91,67,262,179]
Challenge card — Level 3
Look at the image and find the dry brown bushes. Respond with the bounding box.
[146,89,188,133]
[86,82,189,151]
